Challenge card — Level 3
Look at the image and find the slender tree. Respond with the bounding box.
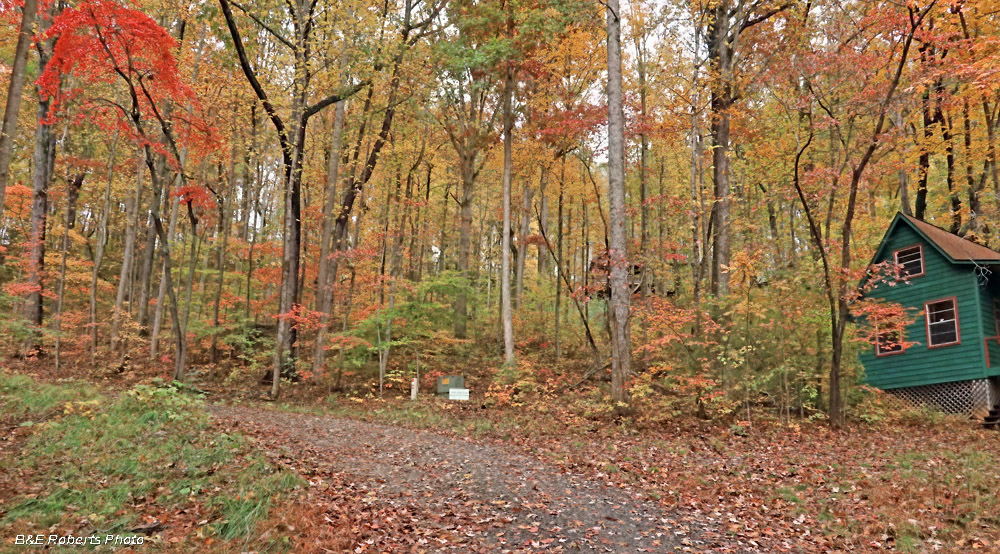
[606,0,631,413]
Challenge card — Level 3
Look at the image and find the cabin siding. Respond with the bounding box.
[979,274,1000,378]
[860,225,987,389]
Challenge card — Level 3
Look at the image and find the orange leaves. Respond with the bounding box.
[850,297,921,350]
[2,183,32,219]
[275,304,325,334]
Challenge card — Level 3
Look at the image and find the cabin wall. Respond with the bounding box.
[978,272,1000,378]
[860,224,988,389]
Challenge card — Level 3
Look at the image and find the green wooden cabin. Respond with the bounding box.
[859,213,1000,415]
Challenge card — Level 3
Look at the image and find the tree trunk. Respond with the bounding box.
[606,0,631,414]
[136,154,169,331]
[112,153,145,351]
[136,214,158,330]
[983,102,1000,243]
[272,119,306,399]
[23,87,55,354]
[454,154,476,339]
[181,206,201,333]
[500,59,515,367]
[515,185,532,308]
[142,151,187,382]
[940,101,961,233]
[409,163,431,281]
[54,174,85,369]
[313,99,348,373]
[437,181,451,274]
[151,194,179,358]
[537,167,549,275]
[636,39,650,297]
[894,109,912,216]
[0,0,38,216]
[689,59,704,333]
[914,67,933,220]
[961,98,984,237]
[707,2,733,297]
[210,184,231,364]
[91,131,119,362]
[555,175,564,361]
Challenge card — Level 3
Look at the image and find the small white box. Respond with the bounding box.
[448,388,470,401]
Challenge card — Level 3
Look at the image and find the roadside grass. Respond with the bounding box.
[0,371,304,550]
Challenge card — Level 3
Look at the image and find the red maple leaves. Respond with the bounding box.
[37,0,215,161]
[171,185,216,211]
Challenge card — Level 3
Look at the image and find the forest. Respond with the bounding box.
[3,0,1000,552]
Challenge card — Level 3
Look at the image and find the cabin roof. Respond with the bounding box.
[899,214,1000,262]
[869,212,1000,267]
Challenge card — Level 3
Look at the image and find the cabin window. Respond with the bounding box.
[875,323,904,356]
[894,245,924,279]
[925,298,959,347]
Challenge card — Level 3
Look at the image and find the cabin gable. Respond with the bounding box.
[859,224,988,389]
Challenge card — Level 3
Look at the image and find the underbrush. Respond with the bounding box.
[0,372,303,551]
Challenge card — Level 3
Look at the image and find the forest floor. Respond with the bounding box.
[243,392,1000,554]
[4,354,1000,553]
[211,404,727,553]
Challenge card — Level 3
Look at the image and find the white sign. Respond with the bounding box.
[448,388,469,401]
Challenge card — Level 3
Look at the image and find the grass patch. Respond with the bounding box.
[0,372,303,548]
[0,373,97,420]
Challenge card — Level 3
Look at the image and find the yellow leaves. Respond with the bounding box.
[63,399,102,419]
[728,249,764,288]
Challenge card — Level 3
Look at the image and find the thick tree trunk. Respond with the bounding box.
[940,103,961,233]
[0,0,38,216]
[915,73,933,220]
[962,98,984,237]
[707,3,733,297]
[23,91,55,354]
[313,99,347,373]
[606,0,631,414]
[983,103,1000,240]
[271,117,306,399]
[894,110,912,216]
